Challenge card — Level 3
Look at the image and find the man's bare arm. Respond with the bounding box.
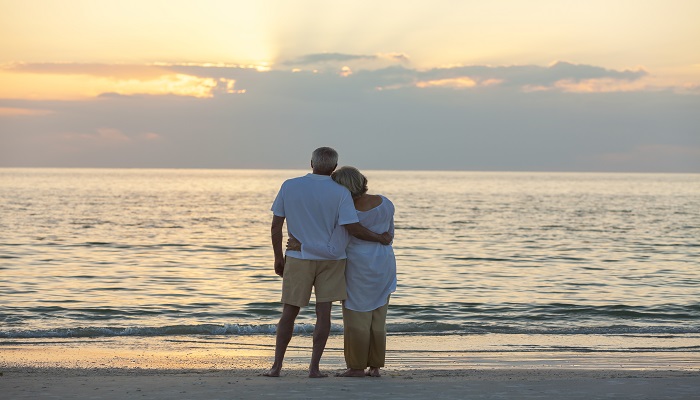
[271,215,285,276]
[345,222,392,245]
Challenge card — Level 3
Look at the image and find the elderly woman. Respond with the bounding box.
[288,166,397,377]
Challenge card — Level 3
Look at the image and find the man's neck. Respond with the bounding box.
[311,169,332,176]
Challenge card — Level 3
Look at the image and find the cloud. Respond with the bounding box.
[591,144,700,172]
[69,128,132,144]
[553,78,652,93]
[39,127,158,143]
[1,59,697,172]
[404,61,649,92]
[283,53,379,65]
[0,63,237,98]
[0,107,54,116]
[157,60,655,97]
[4,62,172,80]
[677,83,700,94]
[1,124,158,167]
[3,60,654,99]
[415,77,477,88]
[279,52,410,72]
[546,61,646,82]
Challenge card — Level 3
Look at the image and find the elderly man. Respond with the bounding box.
[264,147,391,378]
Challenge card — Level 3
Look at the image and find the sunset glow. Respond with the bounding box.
[0,107,54,116]
[2,1,698,99]
[1,0,698,172]
[0,62,264,99]
[416,78,478,89]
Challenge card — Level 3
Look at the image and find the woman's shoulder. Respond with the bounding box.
[377,194,394,208]
[355,194,383,212]
[374,195,394,216]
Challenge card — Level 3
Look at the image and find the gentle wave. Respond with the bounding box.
[388,303,700,321]
[4,303,697,323]
[3,303,698,333]
[2,323,700,339]
[1,324,283,338]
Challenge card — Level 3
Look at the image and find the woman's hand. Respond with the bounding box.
[286,233,302,251]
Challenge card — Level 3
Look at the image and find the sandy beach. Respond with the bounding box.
[3,368,699,400]
[2,335,699,399]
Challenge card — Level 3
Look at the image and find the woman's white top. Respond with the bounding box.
[301,195,397,312]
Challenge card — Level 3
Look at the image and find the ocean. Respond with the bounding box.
[1,168,699,357]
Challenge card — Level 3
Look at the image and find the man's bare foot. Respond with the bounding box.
[366,367,381,377]
[336,368,366,377]
[263,367,281,377]
[308,368,328,378]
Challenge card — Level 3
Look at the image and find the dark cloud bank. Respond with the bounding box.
[1,58,698,172]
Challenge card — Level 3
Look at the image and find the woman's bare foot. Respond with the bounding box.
[336,368,366,377]
[308,368,328,378]
[366,367,381,377]
[263,367,281,377]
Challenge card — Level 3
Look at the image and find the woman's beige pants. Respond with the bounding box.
[342,299,389,369]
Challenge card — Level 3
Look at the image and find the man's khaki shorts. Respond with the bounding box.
[281,256,347,307]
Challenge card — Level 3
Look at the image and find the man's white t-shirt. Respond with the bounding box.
[271,173,359,260]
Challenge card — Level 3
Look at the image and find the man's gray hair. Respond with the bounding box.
[311,147,339,173]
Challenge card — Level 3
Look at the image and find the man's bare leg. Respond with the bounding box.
[309,301,331,378]
[264,303,300,377]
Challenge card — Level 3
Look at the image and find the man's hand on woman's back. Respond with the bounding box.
[379,232,393,245]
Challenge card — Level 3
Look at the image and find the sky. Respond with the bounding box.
[1,0,699,172]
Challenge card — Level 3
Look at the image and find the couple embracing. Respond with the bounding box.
[264,147,397,378]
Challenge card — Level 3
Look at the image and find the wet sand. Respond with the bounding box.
[2,334,699,399]
[3,368,699,400]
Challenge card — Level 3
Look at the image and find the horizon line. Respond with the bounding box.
[1,166,698,175]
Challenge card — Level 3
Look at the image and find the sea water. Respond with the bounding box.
[1,169,699,355]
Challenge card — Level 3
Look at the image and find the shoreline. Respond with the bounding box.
[2,333,699,371]
[3,334,699,399]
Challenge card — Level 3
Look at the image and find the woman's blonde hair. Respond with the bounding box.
[332,166,368,198]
